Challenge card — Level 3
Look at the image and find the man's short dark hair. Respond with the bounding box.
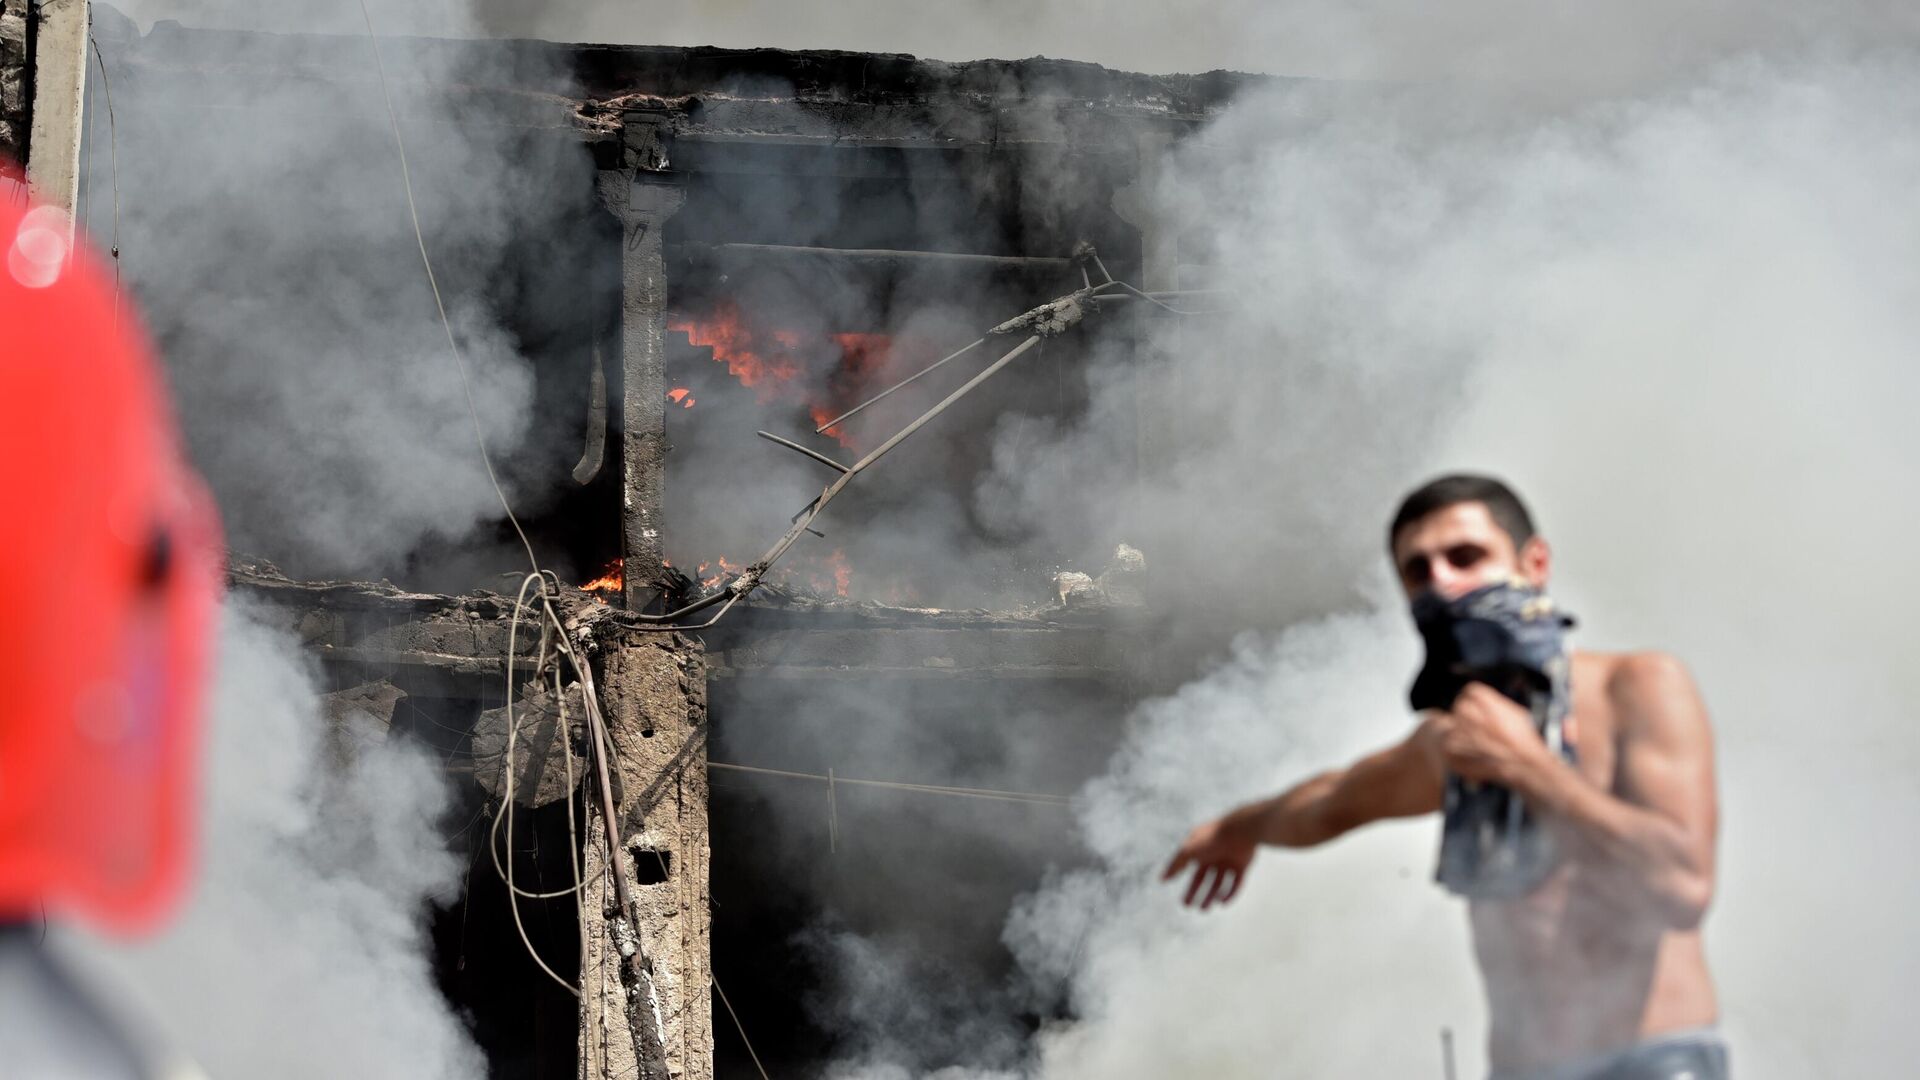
[1388,473,1537,551]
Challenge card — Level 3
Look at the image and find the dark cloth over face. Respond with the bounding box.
[1409,579,1577,899]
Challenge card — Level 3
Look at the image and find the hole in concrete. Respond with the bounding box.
[633,849,672,885]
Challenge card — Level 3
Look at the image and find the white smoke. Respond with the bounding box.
[86,0,597,584]
[60,1,595,1074]
[63,601,484,1078]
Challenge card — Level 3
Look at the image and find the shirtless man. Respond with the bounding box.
[1163,474,1726,1079]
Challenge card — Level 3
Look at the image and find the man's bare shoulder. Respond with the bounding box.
[1578,650,1709,739]
[1570,649,1694,690]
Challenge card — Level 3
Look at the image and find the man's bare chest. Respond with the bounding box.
[1567,659,1621,795]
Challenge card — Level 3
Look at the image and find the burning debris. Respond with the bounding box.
[667,301,923,451]
[636,259,1210,631]
[583,557,626,596]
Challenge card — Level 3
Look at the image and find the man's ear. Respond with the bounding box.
[1519,536,1552,588]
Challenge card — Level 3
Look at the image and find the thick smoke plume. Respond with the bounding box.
[88,0,598,585]
[64,1,600,1074]
[63,602,482,1078]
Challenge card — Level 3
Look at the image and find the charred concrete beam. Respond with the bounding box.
[88,12,1268,152]
[229,558,629,700]
[235,556,1154,692]
[232,570,536,695]
[673,240,1073,272]
[597,118,685,612]
[569,44,1266,112]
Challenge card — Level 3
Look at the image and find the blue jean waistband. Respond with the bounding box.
[1487,1027,1727,1080]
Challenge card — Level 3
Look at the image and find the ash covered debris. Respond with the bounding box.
[319,677,404,765]
[471,679,589,807]
[1054,542,1148,609]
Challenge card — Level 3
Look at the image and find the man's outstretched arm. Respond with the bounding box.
[1163,729,1445,909]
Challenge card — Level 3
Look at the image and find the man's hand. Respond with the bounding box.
[1163,815,1257,910]
[1161,733,1446,910]
[1430,682,1558,788]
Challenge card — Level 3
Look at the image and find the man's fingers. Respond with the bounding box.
[1462,681,1505,705]
[1221,867,1245,903]
[1184,865,1211,906]
[1201,867,1229,910]
[1175,861,1247,910]
[1162,851,1191,882]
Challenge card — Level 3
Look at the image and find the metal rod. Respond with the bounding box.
[750,334,1042,579]
[677,241,1074,271]
[847,335,1039,474]
[756,430,850,473]
[813,336,987,434]
[1102,281,1217,315]
[1085,289,1232,300]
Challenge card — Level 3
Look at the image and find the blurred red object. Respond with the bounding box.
[0,186,223,934]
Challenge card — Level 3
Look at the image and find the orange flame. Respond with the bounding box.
[582,557,623,594]
[830,333,894,372]
[694,555,739,592]
[810,335,899,447]
[668,300,802,400]
[827,548,852,597]
[668,306,915,454]
[811,403,851,448]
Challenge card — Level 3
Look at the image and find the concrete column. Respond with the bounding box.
[0,0,31,164]
[25,0,86,220]
[598,111,684,612]
[579,638,711,1080]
